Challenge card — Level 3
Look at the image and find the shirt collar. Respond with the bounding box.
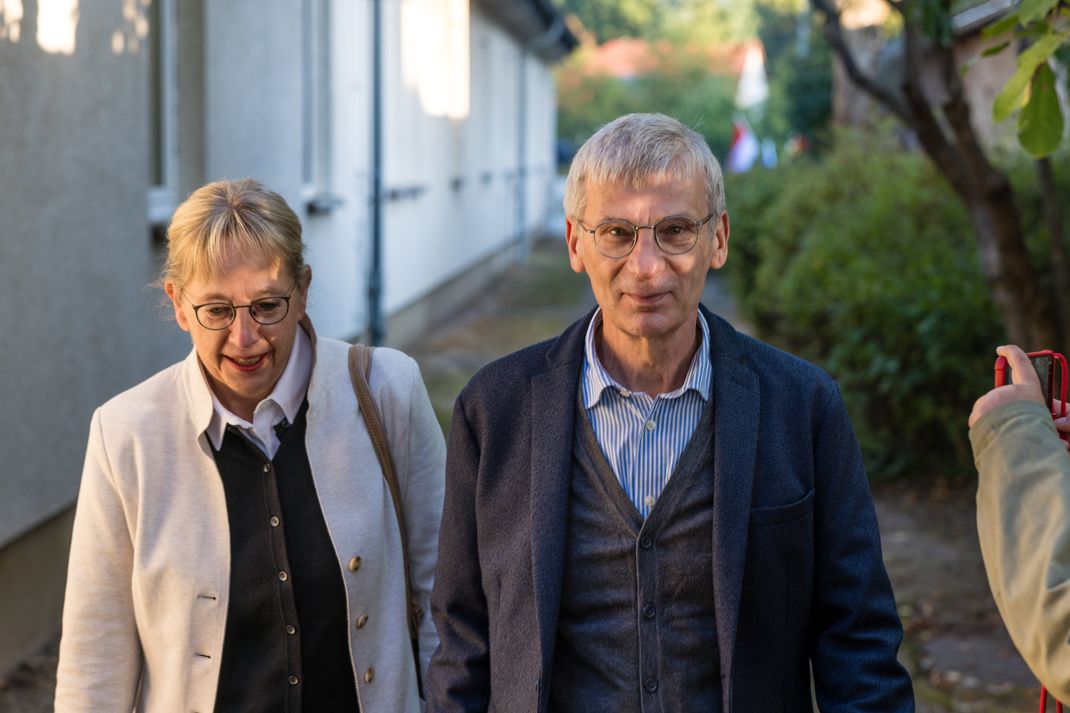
[581,307,712,408]
[204,325,313,450]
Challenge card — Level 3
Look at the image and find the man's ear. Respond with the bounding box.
[566,217,586,274]
[164,281,192,332]
[709,212,730,270]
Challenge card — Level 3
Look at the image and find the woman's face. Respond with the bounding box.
[165,258,309,420]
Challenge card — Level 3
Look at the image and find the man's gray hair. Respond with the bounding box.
[563,113,726,221]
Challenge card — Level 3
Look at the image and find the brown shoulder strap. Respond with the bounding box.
[347,345,423,661]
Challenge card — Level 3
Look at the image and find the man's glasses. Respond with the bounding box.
[576,213,715,259]
[186,283,297,330]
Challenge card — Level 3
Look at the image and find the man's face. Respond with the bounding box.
[165,258,309,420]
[566,175,729,348]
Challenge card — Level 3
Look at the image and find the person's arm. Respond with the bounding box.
[396,356,447,681]
[972,348,1070,702]
[425,393,491,713]
[809,380,915,712]
[54,409,142,712]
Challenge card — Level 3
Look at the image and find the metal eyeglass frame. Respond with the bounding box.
[186,282,298,330]
[575,213,716,258]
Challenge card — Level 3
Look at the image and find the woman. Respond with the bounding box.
[54,179,445,712]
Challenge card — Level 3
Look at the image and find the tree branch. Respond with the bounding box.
[809,0,911,121]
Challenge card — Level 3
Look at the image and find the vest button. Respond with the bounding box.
[639,536,653,550]
[348,556,362,572]
[263,463,272,473]
[356,613,369,629]
[364,667,375,683]
[644,676,658,693]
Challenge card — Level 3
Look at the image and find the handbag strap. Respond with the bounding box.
[347,344,423,643]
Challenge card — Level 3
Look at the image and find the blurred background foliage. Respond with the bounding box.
[553,0,1070,481]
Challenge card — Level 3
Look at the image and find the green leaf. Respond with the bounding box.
[993,30,1070,122]
[1018,62,1065,157]
[982,40,1011,57]
[1019,0,1060,24]
[982,11,1019,37]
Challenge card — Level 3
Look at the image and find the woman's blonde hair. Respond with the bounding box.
[563,113,725,221]
[161,178,306,292]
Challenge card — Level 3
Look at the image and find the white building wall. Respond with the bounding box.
[0,0,569,675]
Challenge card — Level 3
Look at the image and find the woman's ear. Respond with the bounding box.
[164,281,191,332]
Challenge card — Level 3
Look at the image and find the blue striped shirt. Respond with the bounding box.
[581,309,712,518]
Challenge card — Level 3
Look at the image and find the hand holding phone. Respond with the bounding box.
[990,346,1069,441]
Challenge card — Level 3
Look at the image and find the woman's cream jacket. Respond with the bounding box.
[55,327,445,713]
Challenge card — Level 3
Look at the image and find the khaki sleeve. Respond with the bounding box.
[972,400,1070,701]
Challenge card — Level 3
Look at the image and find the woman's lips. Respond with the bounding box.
[225,354,266,372]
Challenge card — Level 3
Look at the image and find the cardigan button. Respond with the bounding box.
[348,556,362,572]
[356,614,369,629]
[364,667,375,683]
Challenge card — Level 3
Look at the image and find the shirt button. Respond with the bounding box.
[644,495,655,509]
[620,389,632,398]
[356,613,369,629]
[288,675,299,686]
[644,676,658,693]
[270,516,281,527]
[645,420,656,431]
[348,556,362,572]
[640,536,653,550]
[642,603,656,619]
[286,624,296,635]
[364,667,375,683]
[263,463,272,473]
[278,571,288,582]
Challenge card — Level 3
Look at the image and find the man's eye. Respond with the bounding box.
[600,224,632,239]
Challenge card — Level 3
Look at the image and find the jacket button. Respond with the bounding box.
[356,614,369,629]
[278,571,288,582]
[348,556,362,572]
[364,667,374,683]
[288,675,299,686]
[642,603,655,619]
[263,463,272,473]
[286,624,296,635]
[644,676,658,693]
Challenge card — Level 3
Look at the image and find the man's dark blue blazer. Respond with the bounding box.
[426,305,915,712]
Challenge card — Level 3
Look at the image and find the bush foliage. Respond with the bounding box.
[726,131,1005,479]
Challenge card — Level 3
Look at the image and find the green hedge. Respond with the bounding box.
[725,132,1005,479]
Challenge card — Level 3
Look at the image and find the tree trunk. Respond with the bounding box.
[1038,157,1070,350]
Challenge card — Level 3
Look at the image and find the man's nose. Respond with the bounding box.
[626,227,664,275]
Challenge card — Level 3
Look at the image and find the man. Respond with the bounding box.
[426,113,914,712]
[970,344,1070,702]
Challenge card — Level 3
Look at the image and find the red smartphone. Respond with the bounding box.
[994,349,1069,439]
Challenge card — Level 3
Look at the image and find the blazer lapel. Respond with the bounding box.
[704,308,760,693]
[528,313,590,682]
